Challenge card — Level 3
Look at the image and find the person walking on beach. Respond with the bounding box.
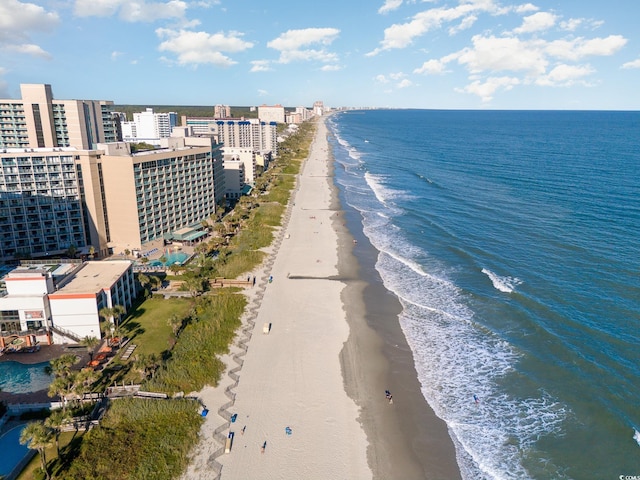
[261,441,267,453]
[473,394,480,404]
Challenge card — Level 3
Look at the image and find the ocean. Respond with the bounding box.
[327,110,640,479]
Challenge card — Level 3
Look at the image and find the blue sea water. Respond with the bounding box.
[327,110,640,479]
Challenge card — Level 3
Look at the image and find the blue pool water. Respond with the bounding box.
[0,425,30,478]
[0,361,53,394]
[148,251,189,267]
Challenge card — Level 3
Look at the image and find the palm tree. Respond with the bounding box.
[98,306,114,324]
[133,353,161,380]
[20,421,54,480]
[47,354,79,412]
[148,275,162,291]
[98,305,126,328]
[137,273,150,291]
[112,304,126,327]
[80,336,100,361]
[44,409,69,457]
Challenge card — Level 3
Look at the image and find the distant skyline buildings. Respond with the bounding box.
[119,108,178,143]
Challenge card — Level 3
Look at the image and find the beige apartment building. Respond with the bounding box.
[0,84,118,150]
[257,104,286,124]
[0,136,225,261]
[82,136,225,256]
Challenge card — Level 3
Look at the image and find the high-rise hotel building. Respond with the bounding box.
[0,136,225,261]
[0,84,118,149]
[1,85,226,261]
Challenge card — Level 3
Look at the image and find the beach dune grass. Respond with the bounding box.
[63,398,202,480]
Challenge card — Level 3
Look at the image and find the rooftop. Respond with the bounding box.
[53,261,131,295]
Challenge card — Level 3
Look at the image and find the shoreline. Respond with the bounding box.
[330,122,462,479]
[182,116,461,479]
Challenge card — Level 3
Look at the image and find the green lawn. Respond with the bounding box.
[121,296,193,358]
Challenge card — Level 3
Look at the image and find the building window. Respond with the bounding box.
[32,104,45,147]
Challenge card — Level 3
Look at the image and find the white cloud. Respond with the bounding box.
[546,35,627,61]
[379,0,403,14]
[535,64,594,86]
[621,58,640,69]
[560,18,582,32]
[375,74,390,83]
[268,28,339,51]
[250,60,272,72]
[268,28,340,65]
[414,58,449,75]
[448,14,477,36]
[0,0,59,39]
[397,78,413,88]
[367,0,504,55]
[258,89,268,96]
[0,0,58,59]
[321,64,342,71]
[515,3,539,14]
[513,11,557,34]
[156,28,253,66]
[111,51,124,61]
[6,44,51,59]
[456,76,520,102]
[74,0,187,22]
[456,34,548,75]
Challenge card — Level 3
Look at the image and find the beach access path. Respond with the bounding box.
[181,118,371,480]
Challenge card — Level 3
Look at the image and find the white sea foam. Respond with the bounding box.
[482,268,522,293]
[329,117,568,479]
[374,241,565,479]
[634,429,640,447]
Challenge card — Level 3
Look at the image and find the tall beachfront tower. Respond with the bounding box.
[0,136,225,261]
[84,135,225,255]
[0,147,97,260]
[215,118,278,158]
[0,84,118,149]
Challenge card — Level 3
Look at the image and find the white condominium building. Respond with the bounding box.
[0,84,118,150]
[182,116,278,158]
[215,118,278,158]
[122,108,177,142]
[0,260,137,344]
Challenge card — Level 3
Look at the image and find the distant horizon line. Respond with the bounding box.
[114,104,640,113]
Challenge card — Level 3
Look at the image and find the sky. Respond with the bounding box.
[1,0,639,109]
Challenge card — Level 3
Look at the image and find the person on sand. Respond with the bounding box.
[473,394,480,404]
[261,441,267,453]
[241,425,246,435]
[388,395,393,405]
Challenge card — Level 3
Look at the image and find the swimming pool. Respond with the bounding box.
[148,251,190,267]
[0,424,31,478]
[0,361,53,394]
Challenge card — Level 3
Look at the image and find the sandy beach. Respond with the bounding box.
[182,116,461,480]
